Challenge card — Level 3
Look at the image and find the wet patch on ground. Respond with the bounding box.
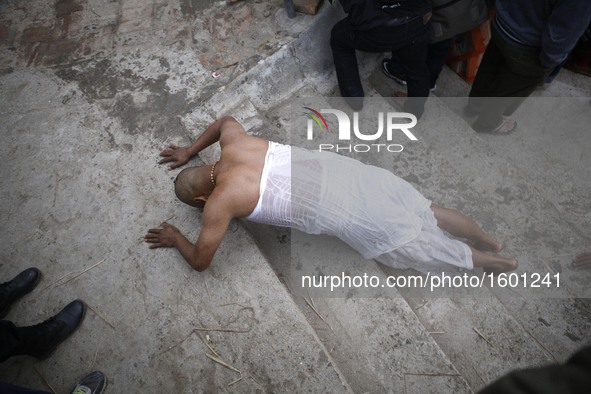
[55,58,191,137]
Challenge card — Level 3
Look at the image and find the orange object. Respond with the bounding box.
[446,19,492,83]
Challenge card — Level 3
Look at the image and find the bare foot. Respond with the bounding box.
[473,239,503,253]
[471,247,518,273]
[573,252,591,268]
[466,238,504,253]
[483,257,518,274]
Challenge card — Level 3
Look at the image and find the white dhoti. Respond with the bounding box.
[247,142,472,273]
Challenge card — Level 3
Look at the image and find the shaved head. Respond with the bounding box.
[174,166,211,207]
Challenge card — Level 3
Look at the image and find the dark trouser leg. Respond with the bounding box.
[0,382,51,394]
[467,30,505,119]
[427,38,452,88]
[388,37,450,90]
[394,35,430,118]
[0,320,25,363]
[331,16,431,112]
[330,18,364,98]
[469,26,552,130]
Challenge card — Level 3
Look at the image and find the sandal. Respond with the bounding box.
[475,118,517,135]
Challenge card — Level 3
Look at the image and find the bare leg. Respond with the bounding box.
[470,246,518,272]
[431,203,503,253]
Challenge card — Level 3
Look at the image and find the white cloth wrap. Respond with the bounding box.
[247,142,436,259]
[247,142,472,272]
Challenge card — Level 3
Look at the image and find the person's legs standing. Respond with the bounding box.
[394,38,430,117]
[382,37,451,92]
[467,30,505,119]
[330,18,365,99]
[332,15,432,115]
[427,38,452,89]
[469,26,552,131]
[0,300,86,362]
[0,320,26,362]
[0,381,51,394]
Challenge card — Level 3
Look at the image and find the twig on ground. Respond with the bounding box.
[86,303,115,330]
[205,353,243,386]
[473,327,494,347]
[249,372,264,389]
[304,297,333,331]
[405,372,460,377]
[91,345,99,370]
[194,304,255,333]
[42,259,106,291]
[34,367,57,394]
[160,331,194,355]
[204,281,212,299]
[195,330,220,357]
[307,289,316,309]
[194,326,251,333]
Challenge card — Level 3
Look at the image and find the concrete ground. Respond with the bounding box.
[1,1,590,393]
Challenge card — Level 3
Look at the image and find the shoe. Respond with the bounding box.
[382,59,407,86]
[0,267,42,318]
[70,371,107,394]
[382,59,437,91]
[21,299,86,360]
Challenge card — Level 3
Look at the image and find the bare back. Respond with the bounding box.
[211,120,269,219]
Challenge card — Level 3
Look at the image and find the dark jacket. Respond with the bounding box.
[339,0,432,31]
[494,0,591,68]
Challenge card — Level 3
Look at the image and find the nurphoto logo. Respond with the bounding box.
[304,107,418,153]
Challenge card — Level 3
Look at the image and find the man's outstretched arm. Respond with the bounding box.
[145,219,230,272]
[144,195,233,271]
[159,116,244,169]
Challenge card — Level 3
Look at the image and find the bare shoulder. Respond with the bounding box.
[206,172,260,219]
[218,117,268,151]
[218,117,248,146]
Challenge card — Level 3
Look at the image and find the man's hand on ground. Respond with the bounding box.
[145,222,182,249]
[159,144,192,169]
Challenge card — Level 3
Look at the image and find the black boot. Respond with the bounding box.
[18,299,86,360]
[0,267,42,318]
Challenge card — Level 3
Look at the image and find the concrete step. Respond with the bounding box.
[189,8,591,389]
[0,2,353,393]
[184,83,473,392]
[183,2,589,392]
[181,6,591,392]
[178,6,476,390]
[3,0,588,391]
[243,220,473,394]
[365,63,591,390]
[0,68,354,394]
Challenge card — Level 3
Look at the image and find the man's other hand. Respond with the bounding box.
[145,222,181,249]
[159,145,192,169]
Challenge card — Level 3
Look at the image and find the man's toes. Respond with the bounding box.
[573,252,591,268]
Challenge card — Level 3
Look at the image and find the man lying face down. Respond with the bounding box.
[145,116,517,274]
